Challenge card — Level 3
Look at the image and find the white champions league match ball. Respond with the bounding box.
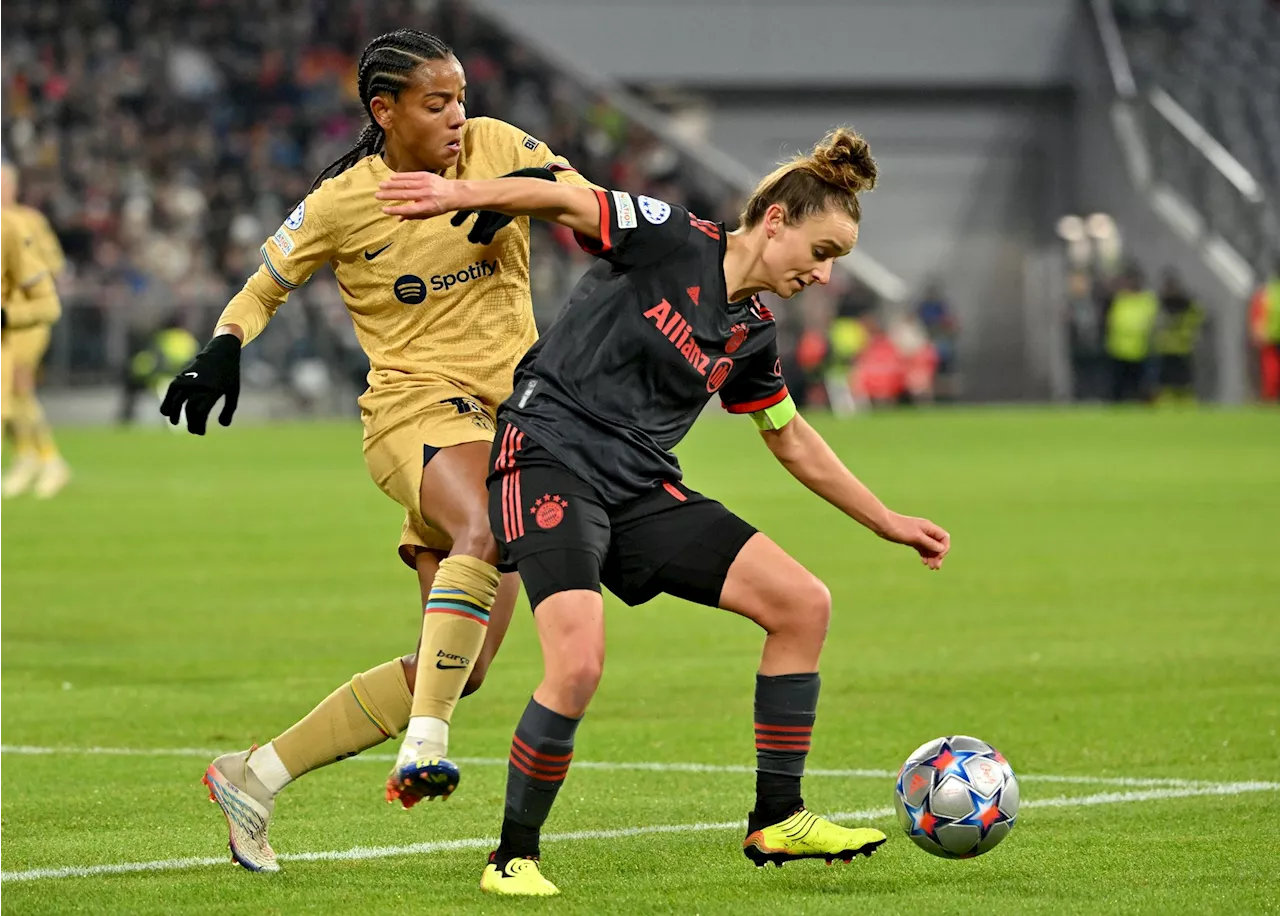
[894,735,1020,859]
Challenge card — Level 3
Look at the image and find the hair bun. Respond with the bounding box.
[809,127,877,195]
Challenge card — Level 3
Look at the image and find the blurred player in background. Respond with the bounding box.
[158,28,593,873]
[379,128,950,895]
[1,163,70,498]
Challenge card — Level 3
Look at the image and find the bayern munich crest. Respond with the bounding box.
[532,494,568,529]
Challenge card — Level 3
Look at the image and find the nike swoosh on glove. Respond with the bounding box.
[159,334,242,435]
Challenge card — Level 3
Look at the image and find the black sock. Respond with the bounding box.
[750,672,819,831]
[495,697,580,862]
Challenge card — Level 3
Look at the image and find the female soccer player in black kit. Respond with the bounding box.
[378,128,950,896]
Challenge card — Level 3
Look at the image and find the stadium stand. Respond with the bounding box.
[1114,0,1280,201]
[1,0,746,389]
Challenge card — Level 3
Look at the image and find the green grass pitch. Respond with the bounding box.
[2,408,1279,914]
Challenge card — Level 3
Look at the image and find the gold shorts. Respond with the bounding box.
[4,325,52,368]
[363,392,498,569]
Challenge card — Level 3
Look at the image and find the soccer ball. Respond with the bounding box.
[894,735,1019,859]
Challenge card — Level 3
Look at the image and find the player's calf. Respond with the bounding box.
[389,554,500,808]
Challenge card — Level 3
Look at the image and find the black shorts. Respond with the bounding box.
[487,421,757,611]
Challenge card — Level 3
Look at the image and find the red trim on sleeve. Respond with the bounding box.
[662,482,688,502]
[573,188,613,255]
[595,188,611,250]
[689,216,721,240]
[723,386,790,415]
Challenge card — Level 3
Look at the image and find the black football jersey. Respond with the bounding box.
[497,189,789,504]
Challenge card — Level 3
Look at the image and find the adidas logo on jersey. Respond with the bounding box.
[431,258,500,292]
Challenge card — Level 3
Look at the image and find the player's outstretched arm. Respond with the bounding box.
[759,414,951,570]
[377,173,603,239]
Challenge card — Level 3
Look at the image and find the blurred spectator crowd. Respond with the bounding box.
[782,276,959,414]
[3,0,962,411]
[0,0,737,394]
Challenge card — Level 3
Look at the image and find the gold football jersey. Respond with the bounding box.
[1,208,60,330]
[9,205,66,278]
[218,117,594,432]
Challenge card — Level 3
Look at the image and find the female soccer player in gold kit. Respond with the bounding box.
[1,163,70,498]
[160,29,593,872]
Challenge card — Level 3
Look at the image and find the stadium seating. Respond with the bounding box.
[1,0,743,384]
[1113,0,1280,202]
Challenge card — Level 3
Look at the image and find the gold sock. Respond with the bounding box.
[411,555,501,722]
[27,395,60,462]
[9,393,39,458]
[272,658,412,779]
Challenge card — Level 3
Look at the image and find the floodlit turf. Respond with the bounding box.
[2,407,1279,914]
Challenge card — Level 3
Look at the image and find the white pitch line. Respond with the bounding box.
[3,782,1276,884]
[0,745,1211,788]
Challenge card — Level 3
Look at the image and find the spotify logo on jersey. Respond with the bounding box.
[394,275,427,304]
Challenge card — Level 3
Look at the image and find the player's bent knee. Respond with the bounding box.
[769,573,831,641]
[13,367,35,394]
[399,655,419,690]
[554,654,604,709]
[451,521,500,566]
[802,576,833,640]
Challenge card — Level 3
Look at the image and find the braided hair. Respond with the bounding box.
[310,29,455,191]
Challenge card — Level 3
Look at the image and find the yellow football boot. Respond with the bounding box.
[743,808,886,867]
[480,854,560,896]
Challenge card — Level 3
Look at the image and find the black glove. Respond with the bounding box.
[450,167,559,244]
[159,333,242,435]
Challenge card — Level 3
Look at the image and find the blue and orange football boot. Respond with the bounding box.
[385,738,461,808]
[203,747,279,872]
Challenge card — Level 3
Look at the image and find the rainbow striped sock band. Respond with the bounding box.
[425,587,491,626]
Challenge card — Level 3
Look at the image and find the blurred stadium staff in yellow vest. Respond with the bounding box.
[1,162,70,499]
[1153,269,1204,404]
[825,315,869,413]
[1105,265,1159,403]
[119,315,200,425]
[1248,257,1280,401]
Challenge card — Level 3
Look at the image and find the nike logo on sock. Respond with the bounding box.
[364,242,393,260]
[435,661,469,670]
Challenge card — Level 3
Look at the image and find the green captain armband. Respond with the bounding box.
[749,394,798,431]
